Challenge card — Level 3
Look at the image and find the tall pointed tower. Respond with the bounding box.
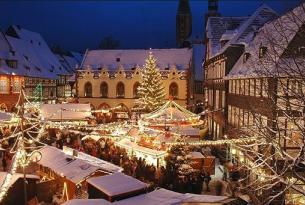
[205,0,220,25]
[176,0,192,48]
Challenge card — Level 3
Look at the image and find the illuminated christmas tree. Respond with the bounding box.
[137,52,165,112]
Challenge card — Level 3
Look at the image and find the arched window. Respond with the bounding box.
[116,82,125,98]
[169,82,178,98]
[84,82,92,97]
[100,82,108,98]
[133,82,140,98]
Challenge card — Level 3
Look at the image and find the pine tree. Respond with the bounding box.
[137,52,165,112]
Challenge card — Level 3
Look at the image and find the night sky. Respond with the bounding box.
[0,1,301,52]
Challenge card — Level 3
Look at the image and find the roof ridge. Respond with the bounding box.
[218,4,277,54]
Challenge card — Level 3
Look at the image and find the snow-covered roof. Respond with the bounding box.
[192,44,205,80]
[38,146,121,184]
[116,188,228,205]
[56,52,82,74]
[227,3,305,78]
[62,188,230,205]
[81,48,192,71]
[0,25,68,78]
[62,199,111,205]
[70,51,83,63]
[40,103,93,121]
[206,4,277,58]
[87,173,147,197]
[206,16,248,57]
[77,150,123,173]
[141,100,199,123]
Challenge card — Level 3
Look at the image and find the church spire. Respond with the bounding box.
[176,0,192,48]
[205,0,220,24]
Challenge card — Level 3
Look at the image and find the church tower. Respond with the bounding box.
[205,0,220,25]
[176,0,192,48]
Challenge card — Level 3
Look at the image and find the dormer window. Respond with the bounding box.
[243,52,251,63]
[10,51,15,56]
[259,46,267,58]
[116,58,120,62]
[220,40,229,48]
[6,60,17,69]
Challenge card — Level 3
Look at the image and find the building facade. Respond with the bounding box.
[224,4,305,204]
[76,48,193,119]
[0,25,80,110]
[0,30,24,110]
[204,5,277,139]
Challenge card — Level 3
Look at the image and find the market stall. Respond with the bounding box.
[115,138,167,167]
[139,100,203,127]
[87,173,147,202]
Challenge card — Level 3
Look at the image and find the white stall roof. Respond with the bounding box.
[87,173,147,197]
[62,188,229,205]
[113,189,187,205]
[114,189,228,205]
[183,193,228,203]
[41,103,93,121]
[62,199,111,205]
[38,146,121,184]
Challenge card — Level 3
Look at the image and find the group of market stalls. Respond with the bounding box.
[40,101,214,172]
[114,101,214,171]
[35,145,122,203]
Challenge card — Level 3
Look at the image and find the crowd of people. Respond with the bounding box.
[48,129,215,195]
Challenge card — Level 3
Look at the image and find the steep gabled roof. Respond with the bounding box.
[206,4,277,58]
[81,48,192,71]
[1,25,65,78]
[206,16,249,57]
[227,3,305,78]
[218,4,277,54]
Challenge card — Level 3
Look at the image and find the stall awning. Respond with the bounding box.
[41,103,93,121]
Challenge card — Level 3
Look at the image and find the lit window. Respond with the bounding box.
[100,82,108,98]
[169,82,179,99]
[0,78,8,94]
[6,60,17,69]
[259,46,267,58]
[133,82,140,98]
[12,78,21,93]
[243,52,251,63]
[84,82,92,97]
[116,82,125,98]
